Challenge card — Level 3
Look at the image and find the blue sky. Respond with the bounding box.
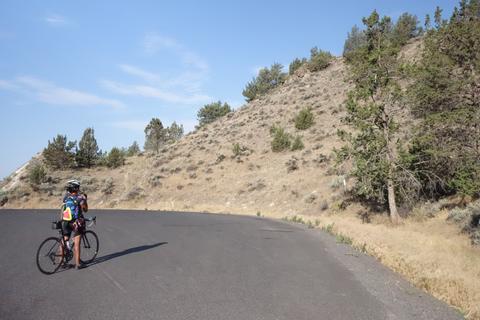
[0,0,456,179]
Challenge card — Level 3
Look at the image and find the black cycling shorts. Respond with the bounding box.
[61,221,80,238]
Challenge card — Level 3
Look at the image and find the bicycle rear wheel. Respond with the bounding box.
[80,230,99,264]
[36,237,64,275]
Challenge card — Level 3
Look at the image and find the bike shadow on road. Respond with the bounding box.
[88,242,168,267]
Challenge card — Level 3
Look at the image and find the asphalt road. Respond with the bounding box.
[0,210,463,320]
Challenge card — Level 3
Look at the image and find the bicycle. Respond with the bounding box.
[36,216,99,275]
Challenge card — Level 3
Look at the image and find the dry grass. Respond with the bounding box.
[287,209,480,319]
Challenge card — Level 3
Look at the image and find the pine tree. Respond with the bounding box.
[337,10,406,224]
[43,135,76,169]
[76,127,99,168]
[144,118,166,153]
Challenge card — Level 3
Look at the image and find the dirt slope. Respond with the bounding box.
[2,56,353,216]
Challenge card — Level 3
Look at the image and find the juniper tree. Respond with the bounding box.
[43,134,76,169]
[337,10,408,224]
[307,47,333,72]
[242,64,287,102]
[106,147,125,168]
[126,141,141,156]
[408,0,480,198]
[76,127,99,168]
[28,162,46,186]
[197,101,231,127]
[391,13,422,46]
[434,6,445,29]
[144,118,166,154]
[343,25,367,60]
[424,14,431,30]
[166,122,184,142]
[289,58,307,75]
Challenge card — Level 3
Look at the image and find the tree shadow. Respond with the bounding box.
[89,242,168,266]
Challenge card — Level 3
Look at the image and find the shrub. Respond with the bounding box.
[289,58,307,75]
[101,178,115,194]
[410,200,445,221]
[270,126,292,152]
[336,234,353,245]
[242,63,287,102]
[291,136,304,151]
[0,189,7,207]
[322,223,335,234]
[232,143,242,157]
[294,108,314,130]
[95,151,108,166]
[106,147,125,168]
[124,186,144,200]
[286,157,299,172]
[448,200,480,245]
[320,200,329,211]
[28,163,46,186]
[330,175,345,190]
[307,47,333,72]
[232,143,250,157]
[197,101,231,127]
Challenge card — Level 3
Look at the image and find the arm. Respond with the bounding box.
[79,193,89,213]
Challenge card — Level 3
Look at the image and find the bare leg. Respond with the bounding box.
[74,234,81,267]
[57,236,68,265]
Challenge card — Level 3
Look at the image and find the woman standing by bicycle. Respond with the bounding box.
[61,179,88,270]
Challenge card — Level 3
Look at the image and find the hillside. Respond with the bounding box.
[1,34,430,214]
[2,54,355,214]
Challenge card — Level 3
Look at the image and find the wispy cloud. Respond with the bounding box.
[102,34,212,105]
[0,76,124,109]
[110,120,148,133]
[44,14,70,26]
[143,34,177,53]
[101,79,210,105]
[142,33,209,72]
[119,64,161,83]
[0,80,18,90]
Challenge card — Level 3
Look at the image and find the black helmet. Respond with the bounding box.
[66,179,81,193]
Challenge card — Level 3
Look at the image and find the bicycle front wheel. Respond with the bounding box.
[80,230,99,264]
[36,237,64,275]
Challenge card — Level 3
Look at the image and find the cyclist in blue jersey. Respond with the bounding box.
[60,179,88,270]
